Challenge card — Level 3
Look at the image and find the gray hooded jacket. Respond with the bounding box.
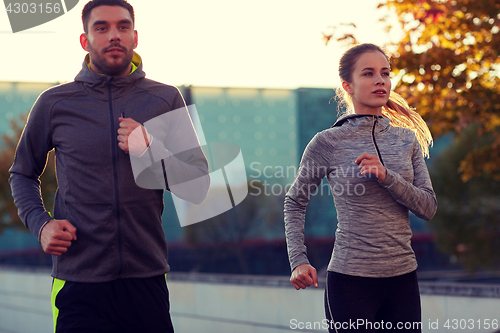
[9,53,209,282]
[284,114,437,278]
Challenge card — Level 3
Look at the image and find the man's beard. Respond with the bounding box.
[88,43,134,77]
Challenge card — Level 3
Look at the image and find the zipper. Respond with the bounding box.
[107,80,124,277]
[371,116,385,166]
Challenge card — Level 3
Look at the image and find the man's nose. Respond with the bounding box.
[109,28,121,42]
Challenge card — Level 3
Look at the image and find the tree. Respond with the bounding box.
[383,0,500,181]
[429,124,500,271]
[0,114,57,235]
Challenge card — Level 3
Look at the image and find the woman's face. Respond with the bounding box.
[342,51,392,115]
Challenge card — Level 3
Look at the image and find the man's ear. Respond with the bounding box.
[342,81,353,95]
[80,33,89,51]
[133,30,138,49]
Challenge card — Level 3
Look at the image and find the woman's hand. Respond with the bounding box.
[355,153,387,181]
[290,263,318,290]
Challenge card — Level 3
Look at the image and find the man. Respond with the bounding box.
[9,0,209,332]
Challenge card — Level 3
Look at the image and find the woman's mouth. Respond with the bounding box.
[372,89,387,96]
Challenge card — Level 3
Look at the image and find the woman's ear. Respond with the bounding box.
[342,81,353,95]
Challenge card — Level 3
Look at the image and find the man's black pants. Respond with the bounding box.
[52,275,174,333]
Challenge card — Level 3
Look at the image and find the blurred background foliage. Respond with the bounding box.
[183,180,284,274]
[385,0,500,182]
[0,115,57,236]
[429,124,500,271]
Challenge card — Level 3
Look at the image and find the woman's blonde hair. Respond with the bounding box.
[335,43,433,158]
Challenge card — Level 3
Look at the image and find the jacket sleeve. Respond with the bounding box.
[378,140,437,221]
[284,133,332,272]
[130,90,210,205]
[9,93,54,241]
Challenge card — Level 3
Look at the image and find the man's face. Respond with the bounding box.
[80,5,138,77]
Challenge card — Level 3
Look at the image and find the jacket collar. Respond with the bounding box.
[75,51,145,100]
[332,113,391,130]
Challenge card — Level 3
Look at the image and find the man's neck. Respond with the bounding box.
[87,61,136,76]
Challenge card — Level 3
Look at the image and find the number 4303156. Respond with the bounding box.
[5,3,61,14]
[444,319,498,330]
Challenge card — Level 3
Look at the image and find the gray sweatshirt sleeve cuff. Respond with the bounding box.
[379,168,396,187]
[29,211,53,243]
[37,218,53,242]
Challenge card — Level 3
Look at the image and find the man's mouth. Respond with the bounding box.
[105,47,125,54]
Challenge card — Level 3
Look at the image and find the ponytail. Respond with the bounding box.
[383,91,433,158]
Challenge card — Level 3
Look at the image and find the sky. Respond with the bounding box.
[1,0,402,89]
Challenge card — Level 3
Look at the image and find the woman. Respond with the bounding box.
[284,43,437,332]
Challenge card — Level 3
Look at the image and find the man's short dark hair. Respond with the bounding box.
[82,0,135,33]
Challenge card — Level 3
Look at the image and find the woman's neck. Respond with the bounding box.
[352,102,383,116]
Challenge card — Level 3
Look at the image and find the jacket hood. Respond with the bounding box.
[75,51,145,100]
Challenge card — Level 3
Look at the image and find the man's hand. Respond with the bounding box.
[355,153,386,181]
[117,117,151,157]
[290,263,318,290]
[40,219,77,256]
